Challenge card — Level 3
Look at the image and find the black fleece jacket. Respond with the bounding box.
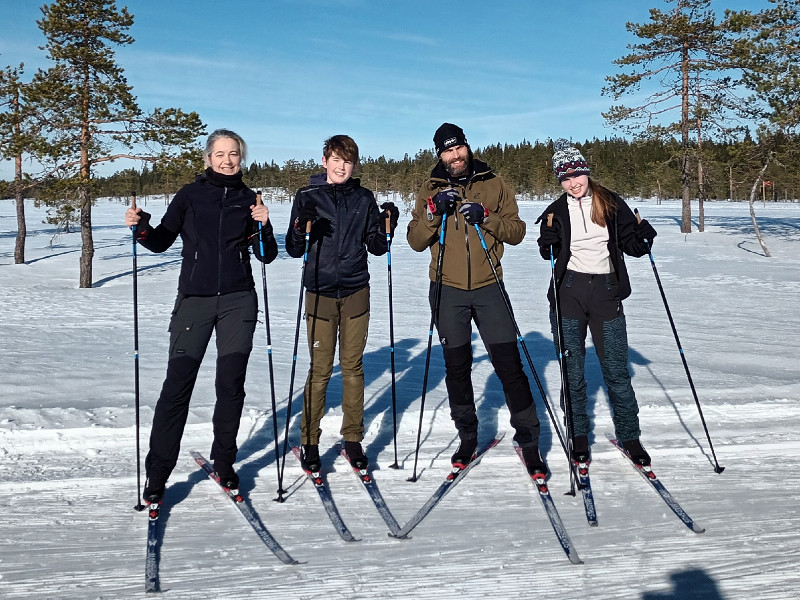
[536,191,649,304]
[285,174,387,298]
[135,168,278,296]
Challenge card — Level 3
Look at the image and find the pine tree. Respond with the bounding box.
[0,64,36,264]
[25,0,205,287]
[603,0,742,233]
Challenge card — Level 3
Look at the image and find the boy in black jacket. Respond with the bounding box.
[286,134,398,471]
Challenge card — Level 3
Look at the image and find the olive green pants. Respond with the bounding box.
[301,286,370,445]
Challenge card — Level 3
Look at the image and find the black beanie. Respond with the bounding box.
[433,122,468,155]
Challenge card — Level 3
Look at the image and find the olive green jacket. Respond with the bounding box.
[406,158,525,290]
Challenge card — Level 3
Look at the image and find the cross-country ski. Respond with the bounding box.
[390,435,504,539]
[192,451,300,563]
[608,438,705,533]
[291,446,359,542]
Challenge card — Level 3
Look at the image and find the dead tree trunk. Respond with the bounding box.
[748,157,773,258]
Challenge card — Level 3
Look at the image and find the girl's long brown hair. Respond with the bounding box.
[588,177,617,228]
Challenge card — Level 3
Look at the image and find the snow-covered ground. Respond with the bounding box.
[1,195,798,599]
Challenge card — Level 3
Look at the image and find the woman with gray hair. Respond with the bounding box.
[125,128,277,506]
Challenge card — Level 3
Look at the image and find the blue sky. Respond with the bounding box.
[0,0,763,179]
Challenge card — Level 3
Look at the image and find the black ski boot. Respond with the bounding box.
[213,461,240,490]
[521,445,548,477]
[451,437,478,469]
[570,435,591,464]
[300,444,322,473]
[622,439,651,466]
[344,441,368,470]
[143,477,165,505]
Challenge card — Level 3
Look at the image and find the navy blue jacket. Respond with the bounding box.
[536,191,649,304]
[135,168,278,296]
[285,174,387,297]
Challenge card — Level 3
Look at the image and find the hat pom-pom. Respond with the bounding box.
[553,138,571,152]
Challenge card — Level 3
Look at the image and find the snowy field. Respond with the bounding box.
[1,194,799,599]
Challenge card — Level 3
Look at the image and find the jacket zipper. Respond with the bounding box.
[464,216,472,289]
[578,198,588,233]
[217,187,227,295]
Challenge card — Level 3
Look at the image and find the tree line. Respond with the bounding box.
[55,133,796,209]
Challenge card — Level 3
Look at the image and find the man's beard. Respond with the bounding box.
[444,156,469,178]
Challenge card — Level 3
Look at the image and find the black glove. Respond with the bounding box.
[430,189,459,216]
[379,201,399,234]
[635,218,657,245]
[133,210,152,240]
[537,220,562,257]
[459,202,487,225]
[296,200,318,231]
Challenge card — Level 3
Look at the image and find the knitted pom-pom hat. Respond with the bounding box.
[552,138,590,182]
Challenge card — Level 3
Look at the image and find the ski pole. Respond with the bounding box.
[255,192,285,498]
[277,219,313,500]
[546,214,579,495]
[385,210,399,469]
[408,213,449,482]
[130,192,145,512]
[471,224,570,459]
[634,209,724,474]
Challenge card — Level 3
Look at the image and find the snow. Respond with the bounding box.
[1,195,799,599]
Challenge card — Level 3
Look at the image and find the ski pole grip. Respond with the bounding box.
[385,211,391,234]
[256,190,263,206]
[547,213,554,228]
[306,219,312,234]
[131,192,137,211]
[634,207,642,223]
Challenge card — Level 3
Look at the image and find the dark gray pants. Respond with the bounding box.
[146,290,258,485]
[432,282,541,447]
[551,270,641,442]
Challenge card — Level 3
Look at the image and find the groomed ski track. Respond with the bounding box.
[2,199,800,599]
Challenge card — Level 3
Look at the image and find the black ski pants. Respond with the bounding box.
[431,282,541,448]
[146,290,258,485]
